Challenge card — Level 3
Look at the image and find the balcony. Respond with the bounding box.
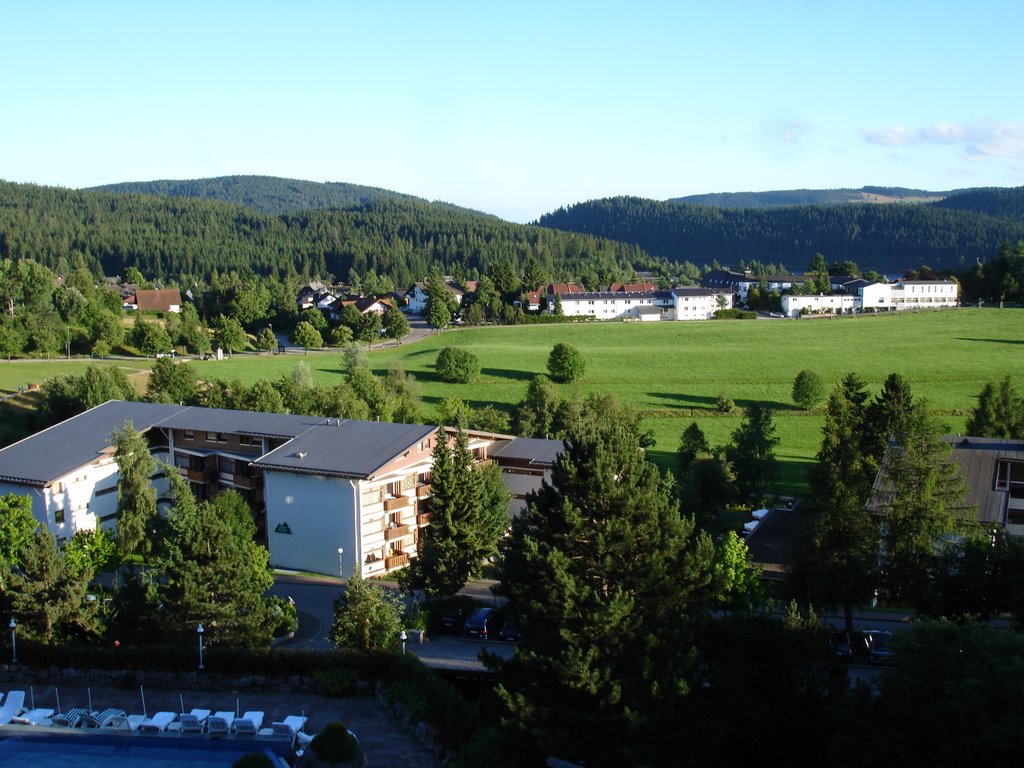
[383,496,411,512]
[232,474,256,489]
[184,468,214,483]
[416,484,432,498]
[385,553,410,570]
[417,513,432,527]
[385,524,412,541]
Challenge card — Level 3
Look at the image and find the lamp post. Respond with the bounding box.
[197,624,205,670]
[399,629,407,655]
[9,619,16,665]
[337,547,344,580]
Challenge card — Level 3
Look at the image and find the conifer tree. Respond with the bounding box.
[112,421,158,558]
[794,376,880,633]
[401,429,509,598]
[495,396,720,766]
[875,401,974,603]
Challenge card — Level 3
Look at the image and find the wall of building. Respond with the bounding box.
[264,471,359,578]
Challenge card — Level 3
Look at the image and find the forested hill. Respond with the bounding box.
[669,186,948,208]
[87,175,492,218]
[930,186,1024,222]
[0,181,649,288]
[536,196,1024,273]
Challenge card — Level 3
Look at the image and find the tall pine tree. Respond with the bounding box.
[495,396,720,767]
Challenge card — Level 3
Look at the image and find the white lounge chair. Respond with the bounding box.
[175,708,211,733]
[138,711,176,732]
[12,707,54,726]
[81,708,125,728]
[106,713,147,731]
[232,711,264,735]
[0,691,25,725]
[207,711,235,736]
[271,715,307,738]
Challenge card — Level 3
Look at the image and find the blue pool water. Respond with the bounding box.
[0,733,289,768]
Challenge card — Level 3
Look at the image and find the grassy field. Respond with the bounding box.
[2,309,1020,494]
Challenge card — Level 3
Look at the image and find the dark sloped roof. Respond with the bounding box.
[254,421,438,479]
[0,401,186,486]
[159,406,320,438]
[490,437,565,466]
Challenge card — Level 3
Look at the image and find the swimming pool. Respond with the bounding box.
[0,732,290,768]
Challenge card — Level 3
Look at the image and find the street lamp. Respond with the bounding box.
[9,619,16,665]
[337,547,344,580]
[399,629,407,655]
[197,624,205,670]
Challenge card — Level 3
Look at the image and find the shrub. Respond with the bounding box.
[547,342,585,382]
[791,369,825,409]
[311,722,360,762]
[315,666,362,697]
[716,394,736,414]
[232,753,275,768]
[436,347,480,383]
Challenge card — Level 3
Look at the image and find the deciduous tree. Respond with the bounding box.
[546,342,585,383]
[330,575,403,652]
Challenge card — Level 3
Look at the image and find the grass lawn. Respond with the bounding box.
[2,309,1018,495]
[0,358,153,394]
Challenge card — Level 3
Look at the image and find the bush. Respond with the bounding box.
[436,347,480,383]
[311,722,360,762]
[232,753,275,768]
[713,309,757,320]
[547,342,585,382]
[315,666,362,697]
[791,369,825,409]
[716,394,736,414]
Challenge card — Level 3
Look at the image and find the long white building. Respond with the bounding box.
[0,401,562,580]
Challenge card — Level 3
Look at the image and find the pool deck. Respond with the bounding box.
[0,683,443,767]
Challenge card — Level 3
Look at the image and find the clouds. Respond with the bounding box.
[862,121,1024,160]
[781,120,812,143]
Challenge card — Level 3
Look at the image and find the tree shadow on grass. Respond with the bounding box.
[647,392,798,412]
[954,337,1024,346]
[481,367,537,382]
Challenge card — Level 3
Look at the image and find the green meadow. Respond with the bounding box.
[2,309,1020,494]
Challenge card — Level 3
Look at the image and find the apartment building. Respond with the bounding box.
[0,401,561,580]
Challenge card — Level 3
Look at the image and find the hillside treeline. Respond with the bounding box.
[537,194,1024,273]
[0,182,650,289]
[88,175,426,216]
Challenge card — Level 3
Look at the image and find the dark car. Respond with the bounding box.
[829,630,852,662]
[497,618,522,642]
[862,629,896,665]
[461,607,499,640]
[439,607,466,634]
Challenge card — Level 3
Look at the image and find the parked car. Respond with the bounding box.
[497,618,522,642]
[862,629,896,664]
[439,607,466,634]
[829,629,852,662]
[769,312,785,318]
[461,607,499,640]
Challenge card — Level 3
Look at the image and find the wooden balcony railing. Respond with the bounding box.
[385,553,410,569]
[417,512,433,527]
[416,484,432,498]
[184,468,213,483]
[384,524,412,541]
[383,496,411,512]
[232,474,256,488]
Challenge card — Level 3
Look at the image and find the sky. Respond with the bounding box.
[2,0,1023,223]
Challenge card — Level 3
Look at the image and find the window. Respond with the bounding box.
[183,430,195,440]
[239,435,259,447]
[995,460,1024,491]
[55,507,65,524]
[206,432,226,443]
